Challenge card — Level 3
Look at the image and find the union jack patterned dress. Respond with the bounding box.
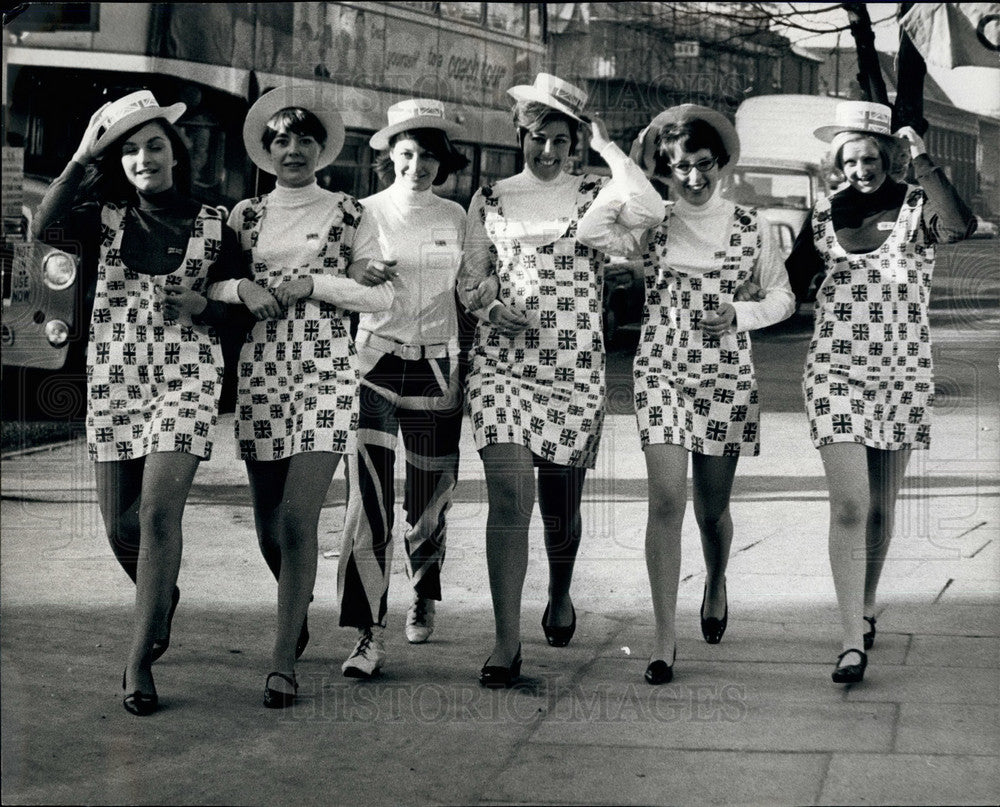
[87,204,225,461]
[634,204,763,456]
[465,176,609,468]
[803,186,934,450]
[230,192,362,461]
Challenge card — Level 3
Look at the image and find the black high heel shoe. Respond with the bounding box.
[863,616,876,651]
[263,672,298,709]
[479,645,522,689]
[122,669,158,716]
[644,647,677,686]
[150,586,180,663]
[831,648,868,684]
[542,603,576,647]
[700,583,728,645]
[296,593,314,660]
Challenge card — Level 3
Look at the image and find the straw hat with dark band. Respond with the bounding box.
[92,90,186,156]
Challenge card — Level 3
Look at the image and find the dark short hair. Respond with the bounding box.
[261,107,328,151]
[513,100,580,154]
[375,127,470,186]
[833,133,893,172]
[654,118,730,176]
[83,117,191,204]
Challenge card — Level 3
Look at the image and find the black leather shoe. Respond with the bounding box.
[295,615,309,660]
[263,672,298,708]
[644,648,677,685]
[863,616,876,651]
[150,586,180,663]
[122,669,158,716]
[479,645,522,689]
[542,603,576,647]
[831,649,868,684]
[700,583,728,645]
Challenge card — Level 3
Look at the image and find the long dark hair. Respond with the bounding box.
[78,118,192,205]
[375,127,469,186]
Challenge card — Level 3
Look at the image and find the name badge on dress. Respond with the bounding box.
[876,221,895,231]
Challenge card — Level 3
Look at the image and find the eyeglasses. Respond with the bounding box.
[669,157,717,176]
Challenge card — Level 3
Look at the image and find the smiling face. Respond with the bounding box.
[522,119,573,182]
[839,137,887,195]
[267,125,323,188]
[662,143,719,207]
[120,122,176,194]
[390,136,441,192]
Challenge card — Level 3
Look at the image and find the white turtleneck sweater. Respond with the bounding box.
[577,159,794,332]
[358,181,466,346]
[212,181,392,311]
[458,142,663,315]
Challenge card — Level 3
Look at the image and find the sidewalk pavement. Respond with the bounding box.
[1,402,998,806]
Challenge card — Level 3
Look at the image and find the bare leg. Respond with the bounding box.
[124,451,200,697]
[537,460,587,627]
[818,442,869,664]
[691,453,739,619]
[95,458,145,583]
[248,453,340,694]
[643,444,689,663]
[481,443,536,667]
[864,447,911,614]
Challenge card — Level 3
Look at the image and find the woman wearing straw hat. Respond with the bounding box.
[578,104,795,684]
[210,85,394,707]
[458,73,662,687]
[335,99,469,677]
[31,90,250,715]
[787,101,975,684]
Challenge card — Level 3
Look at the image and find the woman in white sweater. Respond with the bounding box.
[336,99,469,678]
[578,105,794,684]
[212,86,393,707]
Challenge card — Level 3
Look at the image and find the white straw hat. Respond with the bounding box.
[507,73,588,122]
[370,99,465,151]
[630,104,741,174]
[243,85,345,174]
[92,91,186,155]
[814,101,896,143]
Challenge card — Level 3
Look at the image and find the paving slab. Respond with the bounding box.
[821,752,1000,806]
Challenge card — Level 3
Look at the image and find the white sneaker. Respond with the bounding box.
[405,597,435,644]
[341,626,386,678]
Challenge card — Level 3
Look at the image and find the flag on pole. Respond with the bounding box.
[899,3,1000,69]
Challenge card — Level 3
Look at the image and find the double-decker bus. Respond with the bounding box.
[2,1,547,418]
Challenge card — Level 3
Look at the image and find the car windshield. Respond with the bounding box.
[730,169,813,210]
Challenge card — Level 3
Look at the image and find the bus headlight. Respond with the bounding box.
[42,251,76,290]
[44,319,70,346]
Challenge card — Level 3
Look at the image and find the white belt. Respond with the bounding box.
[359,331,450,361]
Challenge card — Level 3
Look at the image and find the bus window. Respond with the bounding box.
[177,117,227,204]
[319,132,376,199]
[435,142,476,205]
[480,146,520,188]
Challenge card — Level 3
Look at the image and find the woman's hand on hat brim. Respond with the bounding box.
[893,126,927,159]
[73,102,112,164]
